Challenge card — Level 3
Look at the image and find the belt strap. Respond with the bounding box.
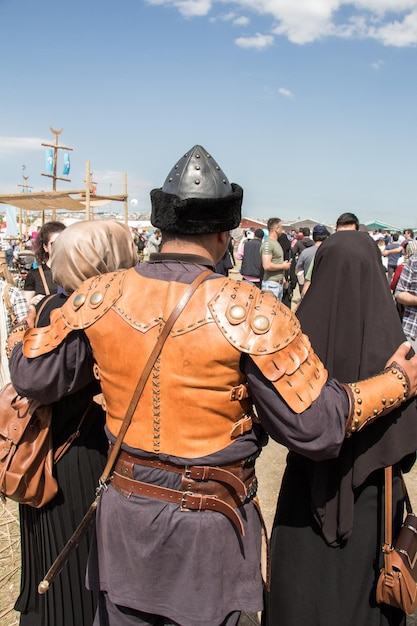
[111,471,245,536]
[116,449,250,501]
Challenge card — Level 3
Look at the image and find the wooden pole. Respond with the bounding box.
[41,127,72,221]
[51,129,60,220]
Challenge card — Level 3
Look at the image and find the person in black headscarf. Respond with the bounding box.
[264,230,417,626]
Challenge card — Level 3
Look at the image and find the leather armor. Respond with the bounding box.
[22,269,327,457]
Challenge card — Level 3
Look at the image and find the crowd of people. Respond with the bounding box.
[2,144,417,626]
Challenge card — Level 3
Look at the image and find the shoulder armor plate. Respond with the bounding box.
[208,279,328,412]
[208,279,300,355]
[22,270,127,358]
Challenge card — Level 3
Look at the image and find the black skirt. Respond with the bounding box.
[15,389,108,626]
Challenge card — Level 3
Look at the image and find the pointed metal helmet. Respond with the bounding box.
[150,145,243,234]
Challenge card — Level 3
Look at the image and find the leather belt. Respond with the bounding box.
[110,449,258,536]
[111,472,246,535]
[115,449,254,501]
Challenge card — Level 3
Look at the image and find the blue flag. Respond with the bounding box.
[63,152,70,175]
[45,148,53,173]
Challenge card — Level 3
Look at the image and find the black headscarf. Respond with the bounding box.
[296,230,417,546]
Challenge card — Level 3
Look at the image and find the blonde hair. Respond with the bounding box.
[0,263,15,285]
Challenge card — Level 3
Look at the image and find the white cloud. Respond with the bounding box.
[147,0,211,17]
[371,59,384,69]
[211,11,249,25]
[235,32,274,49]
[269,0,339,44]
[0,137,45,157]
[148,0,417,47]
[369,10,417,46]
[351,0,417,13]
[233,15,250,25]
[278,87,294,98]
[220,11,237,21]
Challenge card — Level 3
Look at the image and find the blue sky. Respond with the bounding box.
[1,0,416,228]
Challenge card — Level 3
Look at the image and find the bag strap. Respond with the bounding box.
[35,294,55,324]
[383,466,394,572]
[99,268,213,486]
[384,466,393,545]
[382,466,413,572]
[38,265,51,296]
[53,401,94,464]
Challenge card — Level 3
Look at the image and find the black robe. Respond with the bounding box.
[264,231,417,626]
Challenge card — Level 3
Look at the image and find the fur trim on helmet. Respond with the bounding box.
[150,183,243,235]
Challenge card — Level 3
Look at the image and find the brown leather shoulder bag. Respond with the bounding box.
[0,384,57,507]
[0,294,80,508]
[376,466,417,615]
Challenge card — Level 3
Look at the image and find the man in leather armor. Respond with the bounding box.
[9,145,417,626]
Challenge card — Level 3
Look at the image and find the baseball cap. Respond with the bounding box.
[313,224,330,236]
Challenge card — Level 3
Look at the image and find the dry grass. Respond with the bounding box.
[0,500,20,626]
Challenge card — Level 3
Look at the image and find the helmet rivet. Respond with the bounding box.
[195,153,200,158]
[195,165,200,170]
[195,179,200,185]
[168,177,173,182]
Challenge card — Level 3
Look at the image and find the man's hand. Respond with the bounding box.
[385,342,417,397]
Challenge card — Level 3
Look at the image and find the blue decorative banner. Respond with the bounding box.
[45,148,53,173]
[63,151,70,175]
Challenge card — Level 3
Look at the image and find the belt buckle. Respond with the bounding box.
[180,491,194,511]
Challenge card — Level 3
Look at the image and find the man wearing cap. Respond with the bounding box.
[295,224,330,290]
[9,145,417,626]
